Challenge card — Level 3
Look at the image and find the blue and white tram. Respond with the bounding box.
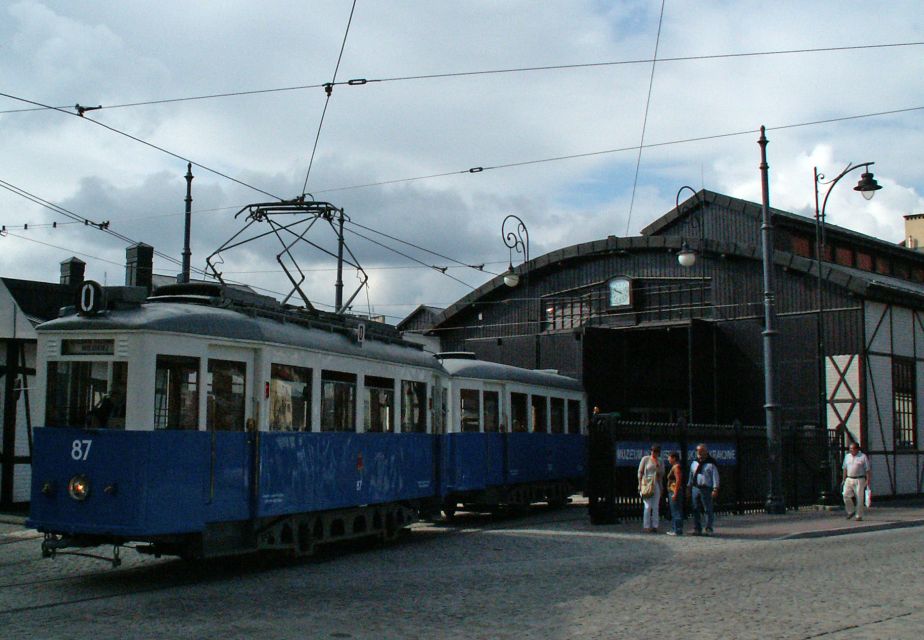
[27,282,586,561]
[437,354,586,517]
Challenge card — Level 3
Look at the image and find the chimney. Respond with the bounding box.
[59,257,86,286]
[125,243,154,292]
[903,214,924,251]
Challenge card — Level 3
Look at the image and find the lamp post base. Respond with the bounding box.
[765,496,786,514]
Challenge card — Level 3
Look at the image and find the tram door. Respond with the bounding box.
[482,384,505,486]
[205,346,257,519]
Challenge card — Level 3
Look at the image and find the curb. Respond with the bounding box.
[0,515,28,526]
[777,518,924,540]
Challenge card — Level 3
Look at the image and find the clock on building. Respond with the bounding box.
[608,277,632,308]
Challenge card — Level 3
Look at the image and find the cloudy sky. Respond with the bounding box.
[2,1,922,322]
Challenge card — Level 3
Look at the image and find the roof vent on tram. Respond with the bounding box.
[435,352,478,360]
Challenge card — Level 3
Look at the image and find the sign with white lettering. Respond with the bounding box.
[614,441,737,466]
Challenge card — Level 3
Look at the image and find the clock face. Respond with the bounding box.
[608,277,632,308]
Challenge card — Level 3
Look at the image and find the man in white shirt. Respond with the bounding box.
[842,442,871,521]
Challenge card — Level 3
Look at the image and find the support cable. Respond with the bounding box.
[625,0,665,236]
[0,91,281,201]
[313,105,924,194]
[344,219,490,273]
[2,41,920,116]
[301,0,358,195]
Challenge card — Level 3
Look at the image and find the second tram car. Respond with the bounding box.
[28,282,586,562]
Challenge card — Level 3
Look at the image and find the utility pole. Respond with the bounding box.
[335,208,345,311]
[179,163,194,284]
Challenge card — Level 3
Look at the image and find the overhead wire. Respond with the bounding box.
[313,104,924,194]
[0,91,282,201]
[344,219,491,274]
[0,177,212,276]
[342,226,478,289]
[1,41,920,116]
[301,0,358,195]
[625,0,665,236]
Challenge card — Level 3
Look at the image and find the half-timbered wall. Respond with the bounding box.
[863,301,924,496]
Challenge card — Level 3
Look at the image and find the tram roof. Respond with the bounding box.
[438,356,583,392]
[38,302,444,371]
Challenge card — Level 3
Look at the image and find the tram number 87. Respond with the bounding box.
[71,440,92,461]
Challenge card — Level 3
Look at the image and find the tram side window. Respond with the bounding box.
[46,361,127,428]
[511,392,528,432]
[567,399,581,434]
[155,356,199,430]
[364,376,394,433]
[270,364,312,432]
[550,397,565,434]
[460,388,480,432]
[321,370,356,432]
[207,359,246,431]
[401,380,427,433]
[531,395,548,433]
[484,391,500,433]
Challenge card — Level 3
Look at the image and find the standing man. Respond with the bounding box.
[842,442,871,521]
[687,444,719,535]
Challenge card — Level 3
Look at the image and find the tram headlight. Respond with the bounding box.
[67,475,90,501]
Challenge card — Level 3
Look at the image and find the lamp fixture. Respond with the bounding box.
[854,171,882,200]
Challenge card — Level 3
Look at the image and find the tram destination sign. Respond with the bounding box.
[61,339,114,356]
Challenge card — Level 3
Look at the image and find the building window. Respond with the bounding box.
[835,246,853,267]
[856,252,873,271]
[364,376,394,433]
[321,370,356,432]
[484,391,500,432]
[893,358,917,448]
[270,364,312,432]
[155,356,198,430]
[875,256,891,275]
[791,235,811,257]
[401,380,427,433]
[460,388,480,432]
[543,296,591,331]
[207,359,246,431]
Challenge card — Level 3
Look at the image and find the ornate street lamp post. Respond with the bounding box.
[813,161,882,504]
[502,214,535,367]
[759,126,786,514]
[502,214,529,288]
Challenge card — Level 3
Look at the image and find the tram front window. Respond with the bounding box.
[46,360,127,428]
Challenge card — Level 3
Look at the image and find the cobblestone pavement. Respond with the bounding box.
[0,504,921,640]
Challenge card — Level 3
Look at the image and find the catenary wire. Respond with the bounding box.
[342,226,478,289]
[301,0,358,195]
[0,91,282,201]
[313,105,924,194]
[625,0,665,237]
[2,41,920,115]
[344,219,492,273]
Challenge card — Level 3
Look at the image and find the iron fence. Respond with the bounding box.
[587,416,830,524]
